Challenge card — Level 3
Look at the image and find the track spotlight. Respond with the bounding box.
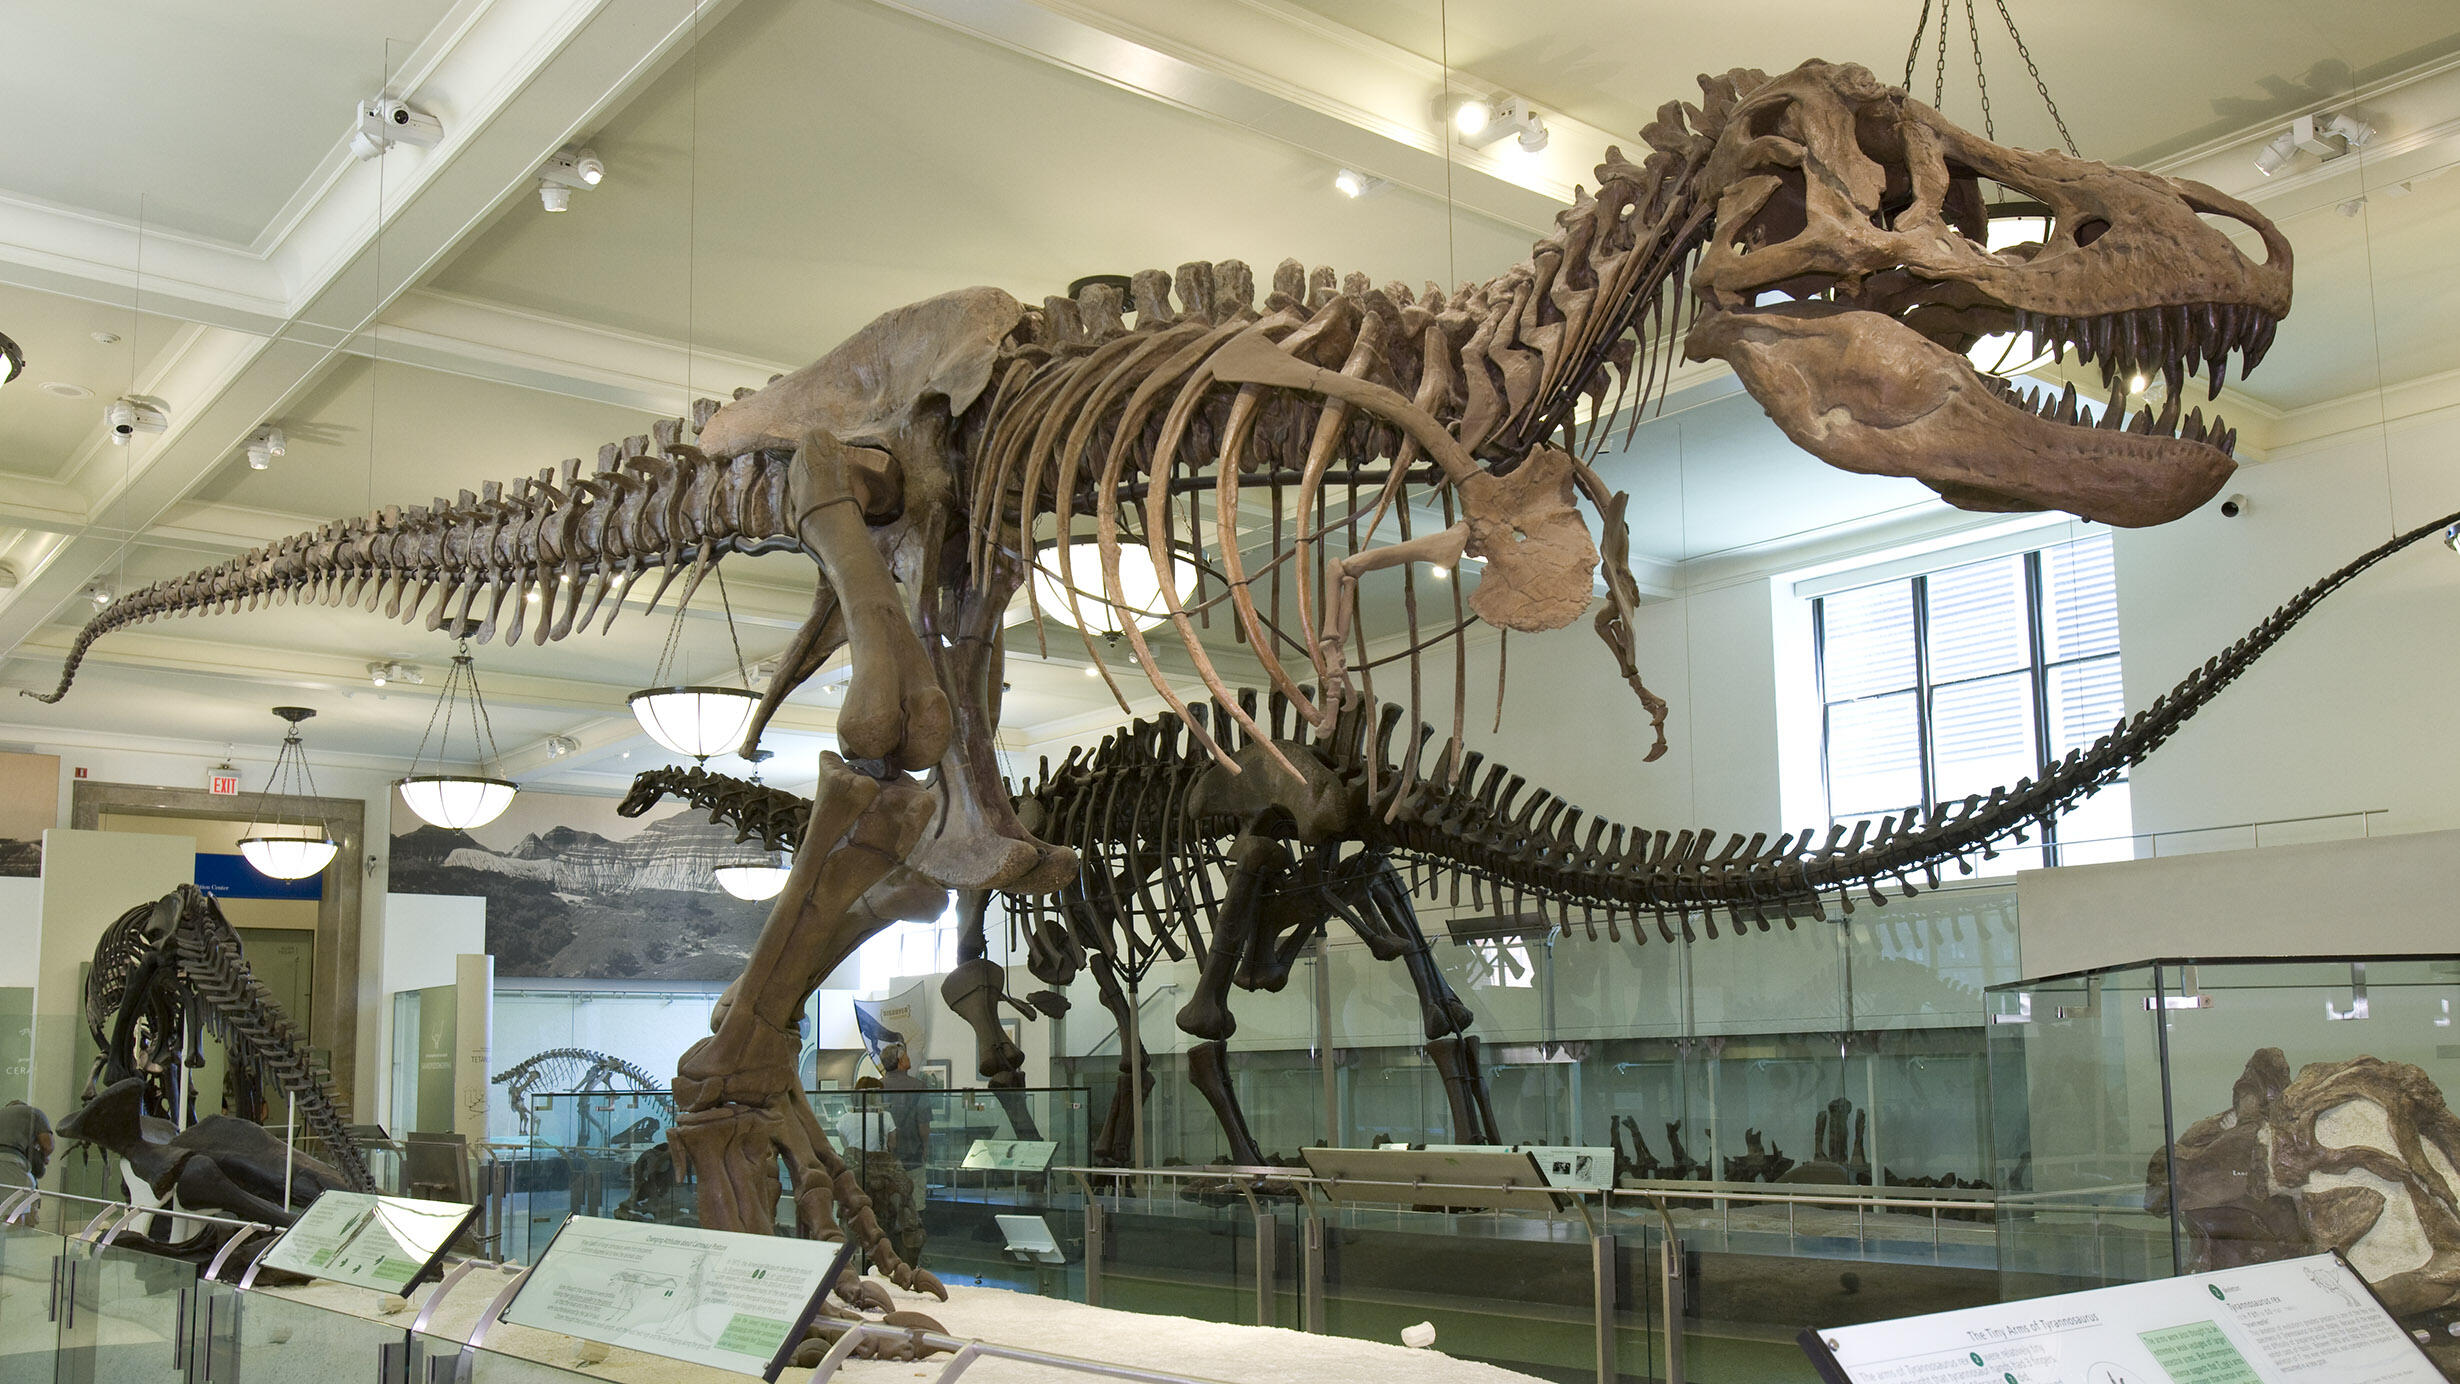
[244,426,286,470]
[366,660,422,688]
[106,397,167,444]
[86,584,112,609]
[1451,94,1548,153]
[543,734,582,758]
[538,147,605,211]
[2252,131,2297,177]
[1333,168,1387,199]
[2257,111,2377,176]
[351,97,443,161]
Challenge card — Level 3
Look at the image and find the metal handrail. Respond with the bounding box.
[1056,1163,2000,1216]
[23,1188,276,1235]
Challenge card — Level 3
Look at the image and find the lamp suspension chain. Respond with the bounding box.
[1903,0,2078,157]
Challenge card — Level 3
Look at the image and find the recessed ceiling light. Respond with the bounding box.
[40,382,91,399]
[89,331,120,346]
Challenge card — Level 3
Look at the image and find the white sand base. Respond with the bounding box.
[837,1281,1550,1383]
[260,1271,1550,1384]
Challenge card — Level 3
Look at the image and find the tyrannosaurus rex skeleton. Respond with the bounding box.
[27,62,2293,1290]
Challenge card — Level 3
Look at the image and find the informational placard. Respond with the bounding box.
[1803,1252,2443,1384]
[1426,1143,1613,1191]
[960,1138,1057,1172]
[255,1191,476,1293]
[502,1216,853,1379]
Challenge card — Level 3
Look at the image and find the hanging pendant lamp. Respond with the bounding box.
[709,750,792,900]
[0,331,24,393]
[237,707,340,880]
[628,568,759,762]
[1028,540,1198,636]
[397,629,518,830]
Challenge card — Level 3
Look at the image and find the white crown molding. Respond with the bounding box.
[873,0,1597,234]
[0,0,743,664]
[2150,52,2460,204]
[371,289,792,413]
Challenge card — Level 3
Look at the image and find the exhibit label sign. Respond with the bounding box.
[1803,1253,2441,1384]
[502,1216,852,1378]
[256,1192,476,1293]
[1427,1143,1611,1191]
[960,1138,1057,1172]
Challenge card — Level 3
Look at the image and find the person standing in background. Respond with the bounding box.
[838,1076,924,1266]
[877,1046,933,1264]
[0,1101,52,1190]
[879,1043,933,1167]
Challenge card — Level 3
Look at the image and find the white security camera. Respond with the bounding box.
[2219,493,2250,519]
[353,97,442,159]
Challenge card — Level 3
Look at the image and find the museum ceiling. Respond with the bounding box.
[2,0,2457,790]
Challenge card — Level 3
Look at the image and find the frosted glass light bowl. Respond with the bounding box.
[396,775,518,830]
[628,686,759,760]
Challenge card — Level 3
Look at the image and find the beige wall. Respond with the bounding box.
[2015,828,2460,980]
[98,811,319,931]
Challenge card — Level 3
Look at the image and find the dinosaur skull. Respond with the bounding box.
[1683,62,2291,527]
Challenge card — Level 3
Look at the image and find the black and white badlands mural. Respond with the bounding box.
[390,786,774,981]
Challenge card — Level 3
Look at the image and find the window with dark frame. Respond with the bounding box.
[1813,532,2130,870]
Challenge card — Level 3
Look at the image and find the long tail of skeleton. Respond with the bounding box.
[995,508,2460,944]
[26,403,798,706]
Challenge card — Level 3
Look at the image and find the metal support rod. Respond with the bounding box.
[1253,1210,1275,1327]
[1302,1212,1324,1334]
[1591,1232,1616,1384]
[1083,1197,1104,1308]
[412,1259,487,1335]
[1661,1234,1685,1384]
[1124,980,1145,1174]
[1315,942,1337,1146]
[283,1091,297,1213]
[204,1225,267,1282]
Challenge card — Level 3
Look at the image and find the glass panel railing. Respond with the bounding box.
[60,1227,197,1384]
[214,1281,408,1384]
[0,1193,65,1384]
[477,1087,1091,1273]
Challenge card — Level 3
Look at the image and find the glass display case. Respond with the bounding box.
[1987,955,2460,1329]
[483,1085,1089,1269]
[1051,878,2020,1196]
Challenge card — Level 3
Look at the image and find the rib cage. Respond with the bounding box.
[31,84,1743,736]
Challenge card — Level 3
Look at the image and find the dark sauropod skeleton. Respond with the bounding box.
[31,61,2302,1287]
[624,507,2460,1166]
[78,885,371,1194]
